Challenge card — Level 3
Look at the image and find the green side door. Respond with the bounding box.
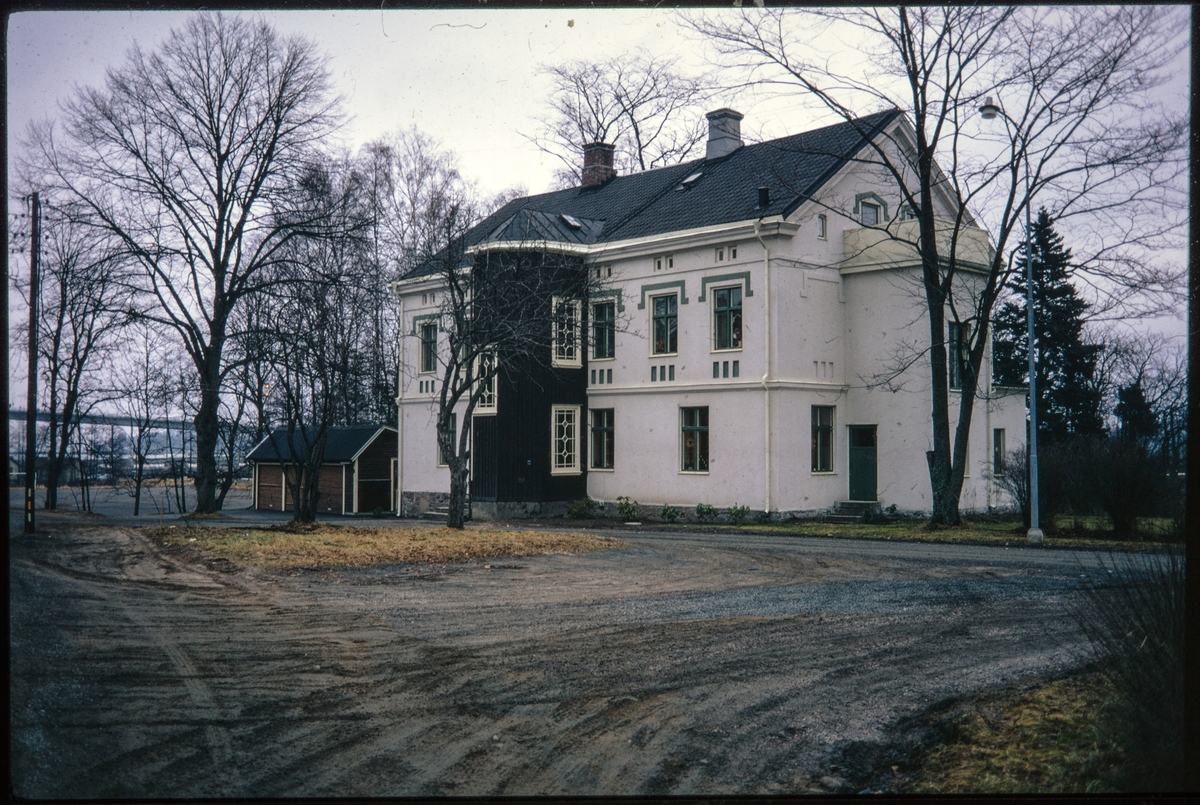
[848,425,877,501]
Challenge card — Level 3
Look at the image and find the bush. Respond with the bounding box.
[1076,436,1168,540]
[994,442,1071,532]
[1070,542,1184,790]
[658,504,682,523]
[726,504,750,525]
[567,498,595,519]
[695,503,717,523]
[616,496,639,521]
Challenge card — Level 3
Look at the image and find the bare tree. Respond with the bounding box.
[114,323,172,515]
[527,50,713,188]
[27,12,341,514]
[249,157,372,523]
[10,195,129,509]
[687,6,1187,525]
[406,208,601,529]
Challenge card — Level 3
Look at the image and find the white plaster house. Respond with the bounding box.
[391,109,1025,518]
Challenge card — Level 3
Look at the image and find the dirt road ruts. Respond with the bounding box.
[11,512,1094,797]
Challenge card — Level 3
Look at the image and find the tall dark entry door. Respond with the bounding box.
[471,416,498,501]
[848,425,877,501]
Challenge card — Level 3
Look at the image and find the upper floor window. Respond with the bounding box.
[652,294,678,355]
[552,298,582,368]
[712,286,742,351]
[899,203,919,221]
[592,301,615,360]
[948,321,972,390]
[594,264,612,280]
[993,428,1006,476]
[817,213,827,239]
[474,349,497,414]
[419,322,437,373]
[861,201,880,226]
[654,254,674,272]
[715,244,738,262]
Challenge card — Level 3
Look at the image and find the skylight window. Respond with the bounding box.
[677,171,704,190]
[561,213,583,230]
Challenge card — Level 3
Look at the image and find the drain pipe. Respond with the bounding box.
[754,219,772,515]
[395,290,404,517]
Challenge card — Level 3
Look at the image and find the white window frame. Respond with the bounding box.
[474,349,497,415]
[817,213,827,240]
[551,405,582,475]
[653,254,674,272]
[551,297,582,368]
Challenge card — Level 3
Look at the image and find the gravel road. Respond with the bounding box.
[10,512,1112,797]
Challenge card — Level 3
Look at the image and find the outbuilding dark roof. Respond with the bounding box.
[405,109,901,279]
[247,425,394,464]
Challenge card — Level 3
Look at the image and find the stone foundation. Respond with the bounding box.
[399,490,452,519]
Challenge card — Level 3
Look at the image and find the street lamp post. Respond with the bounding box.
[979,96,1043,543]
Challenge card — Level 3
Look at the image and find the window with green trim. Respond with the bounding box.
[681,406,709,472]
[861,201,880,226]
[713,286,742,350]
[948,321,971,390]
[419,323,437,373]
[591,408,614,469]
[652,294,678,355]
[812,406,834,472]
[592,301,615,360]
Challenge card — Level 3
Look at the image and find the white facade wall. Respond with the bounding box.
[393,125,1027,516]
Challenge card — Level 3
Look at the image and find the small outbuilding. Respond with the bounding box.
[248,425,398,515]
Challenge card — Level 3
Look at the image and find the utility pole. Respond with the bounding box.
[24,193,40,533]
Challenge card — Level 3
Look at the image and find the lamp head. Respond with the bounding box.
[979,96,1000,121]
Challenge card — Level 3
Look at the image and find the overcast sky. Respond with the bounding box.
[6,7,1189,403]
[8,7,804,198]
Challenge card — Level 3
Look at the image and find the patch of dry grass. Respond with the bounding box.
[903,672,1122,794]
[144,522,625,569]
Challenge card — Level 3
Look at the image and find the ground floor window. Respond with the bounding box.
[993,428,1006,476]
[552,405,581,474]
[681,406,709,472]
[437,412,457,466]
[590,408,614,469]
[812,405,834,472]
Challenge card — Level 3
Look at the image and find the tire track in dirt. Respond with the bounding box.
[12,514,1093,797]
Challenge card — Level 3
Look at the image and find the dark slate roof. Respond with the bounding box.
[246,425,394,464]
[405,109,901,279]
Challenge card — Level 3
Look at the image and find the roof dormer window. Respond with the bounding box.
[561,213,583,229]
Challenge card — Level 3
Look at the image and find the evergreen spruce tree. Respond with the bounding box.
[992,209,1105,440]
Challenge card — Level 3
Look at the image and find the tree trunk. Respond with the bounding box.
[193,380,220,514]
[446,458,469,529]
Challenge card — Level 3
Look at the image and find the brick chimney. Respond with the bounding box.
[581,142,616,187]
[705,108,744,160]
